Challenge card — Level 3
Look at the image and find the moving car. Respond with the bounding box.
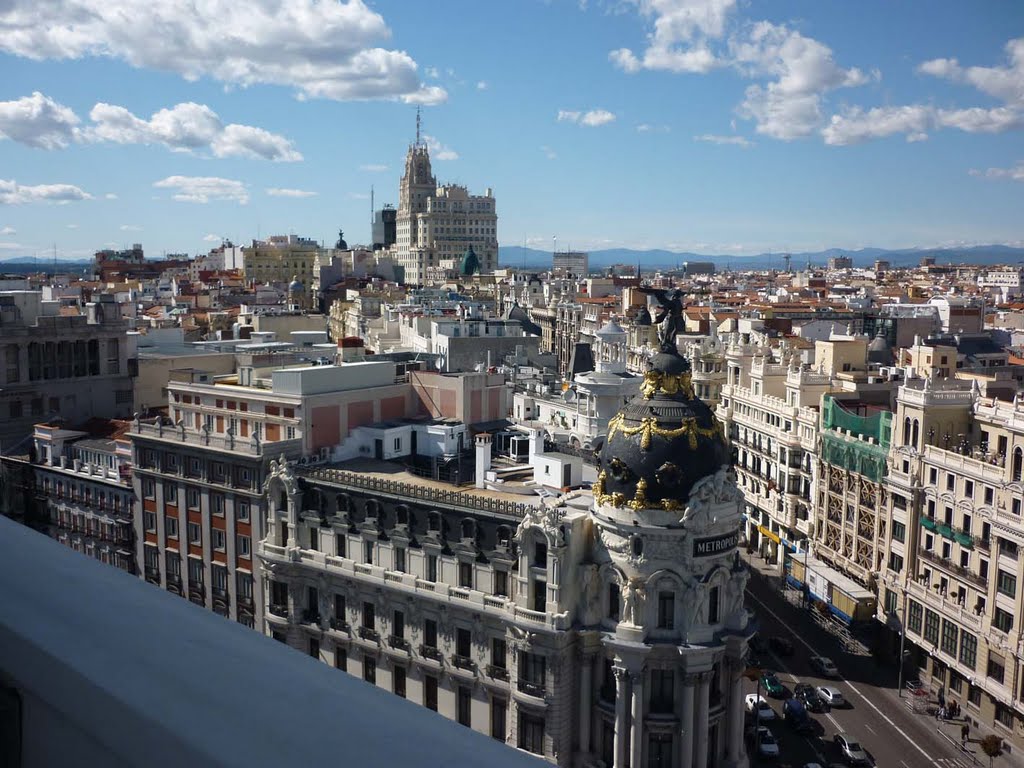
[795,683,828,712]
[810,655,839,677]
[761,672,785,697]
[745,693,776,721]
[753,726,780,759]
[816,686,846,708]
[769,636,795,656]
[833,733,870,766]
[783,698,814,734]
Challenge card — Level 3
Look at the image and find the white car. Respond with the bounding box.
[810,655,839,677]
[753,726,780,758]
[816,686,846,708]
[834,733,870,765]
[745,693,776,720]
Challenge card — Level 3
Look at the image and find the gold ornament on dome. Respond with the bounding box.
[593,469,607,498]
[628,477,649,511]
[660,498,682,511]
[640,369,694,400]
[606,413,725,451]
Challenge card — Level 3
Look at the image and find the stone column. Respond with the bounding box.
[579,655,593,755]
[679,677,695,768]
[630,670,644,768]
[694,673,711,768]
[613,666,629,768]
[726,663,746,765]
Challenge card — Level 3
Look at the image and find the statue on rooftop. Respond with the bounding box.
[639,286,685,352]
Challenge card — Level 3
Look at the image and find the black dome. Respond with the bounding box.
[595,348,728,510]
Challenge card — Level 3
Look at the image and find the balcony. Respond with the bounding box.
[144,566,161,584]
[212,586,230,602]
[419,645,443,663]
[302,610,320,625]
[486,664,509,682]
[330,617,349,632]
[918,549,986,590]
[357,625,380,643]
[388,635,410,652]
[270,602,289,618]
[517,679,545,698]
[453,654,475,671]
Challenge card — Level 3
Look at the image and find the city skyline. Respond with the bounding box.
[0,0,1022,260]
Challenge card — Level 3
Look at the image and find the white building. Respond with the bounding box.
[395,141,498,285]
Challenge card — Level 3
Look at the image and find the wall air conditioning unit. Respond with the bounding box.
[298,456,309,465]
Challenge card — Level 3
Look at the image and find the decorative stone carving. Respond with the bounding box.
[680,468,742,533]
[516,504,565,548]
[621,577,645,626]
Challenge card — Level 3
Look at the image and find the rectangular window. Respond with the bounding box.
[459,561,473,589]
[393,610,405,639]
[211,494,224,516]
[892,521,906,543]
[362,601,375,630]
[534,541,547,567]
[960,631,977,670]
[999,538,1018,560]
[708,586,720,624]
[998,569,1017,598]
[650,669,674,713]
[494,570,508,597]
[924,609,940,645]
[187,488,200,509]
[212,528,226,551]
[648,735,673,768]
[334,594,346,626]
[657,591,674,629]
[889,552,904,573]
[336,535,346,558]
[187,557,204,584]
[188,522,201,544]
[987,655,1006,685]
[519,652,546,689]
[143,478,155,499]
[908,600,923,634]
[309,527,318,551]
[608,583,620,620]
[491,698,507,742]
[237,535,251,557]
[425,619,438,648]
[335,649,347,671]
[393,665,406,698]
[492,638,507,669]
[237,572,253,600]
[995,703,1014,729]
[395,547,406,573]
[518,712,545,755]
[533,580,546,613]
[457,686,472,727]
[427,554,438,582]
[163,482,177,503]
[144,511,157,532]
[424,675,438,711]
[363,656,376,685]
[965,480,974,498]
[237,501,250,522]
[165,515,178,538]
[364,540,374,564]
[994,607,1014,633]
[941,619,958,656]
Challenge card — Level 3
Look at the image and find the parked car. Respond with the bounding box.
[761,672,785,697]
[769,636,795,656]
[783,698,814,733]
[816,686,846,708]
[833,733,870,766]
[745,693,776,721]
[795,683,828,712]
[752,726,780,759]
[810,655,839,677]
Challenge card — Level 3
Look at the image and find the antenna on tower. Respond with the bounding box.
[415,106,422,147]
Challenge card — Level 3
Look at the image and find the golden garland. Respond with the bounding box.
[640,370,694,400]
[606,413,724,451]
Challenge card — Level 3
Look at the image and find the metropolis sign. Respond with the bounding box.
[693,532,739,558]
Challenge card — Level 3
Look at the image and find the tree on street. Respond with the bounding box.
[980,734,1003,768]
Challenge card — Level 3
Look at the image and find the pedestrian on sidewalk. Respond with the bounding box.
[962,723,970,744]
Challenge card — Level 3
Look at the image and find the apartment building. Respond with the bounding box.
[878,380,1024,747]
[32,420,136,574]
[717,337,830,570]
[0,291,136,450]
[257,346,753,768]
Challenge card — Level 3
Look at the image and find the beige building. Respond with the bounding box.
[242,235,322,290]
[395,142,497,285]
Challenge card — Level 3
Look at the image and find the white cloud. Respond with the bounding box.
[476,81,488,90]
[84,101,302,160]
[119,224,142,231]
[826,37,1024,145]
[541,145,557,159]
[694,133,753,147]
[0,91,80,149]
[0,241,22,249]
[105,193,118,199]
[153,176,249,204]
[0,0,445,105]
[637,123,671,133]
[0,179,93,204]
[423,134,458,160]
[969,163,1024,182]
[0,226,15,234]
[557,109,617,127]
[359,163,388,172]
[425,67,440,79]
[347,192,370,200]
[266,187,317,198]
[67,223,79,229]
[611,2,870,139]
[203,234,222,243]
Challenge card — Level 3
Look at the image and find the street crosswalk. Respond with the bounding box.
[935,756,973,768]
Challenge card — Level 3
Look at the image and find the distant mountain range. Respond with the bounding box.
[498,244,1024,270]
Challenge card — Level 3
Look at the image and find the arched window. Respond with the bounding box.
[461,518,476,541]
[903,417,912,444]
[912,419,920,448]
[1013,447,1022,483]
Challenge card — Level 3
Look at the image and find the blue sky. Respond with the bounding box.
[0,0,1022,261]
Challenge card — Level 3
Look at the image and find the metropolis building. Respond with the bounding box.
[257,343,752,768]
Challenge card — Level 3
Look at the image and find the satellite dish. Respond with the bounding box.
[562,388,576,403]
